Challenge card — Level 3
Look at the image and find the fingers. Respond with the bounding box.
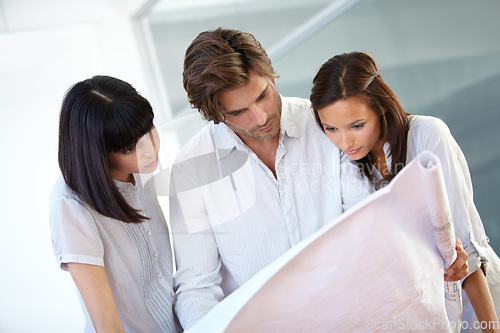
[444,238,469,282]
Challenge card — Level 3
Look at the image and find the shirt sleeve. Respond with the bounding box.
[169,167,224,330]
[49,193,104,271]
[409,116,489,276]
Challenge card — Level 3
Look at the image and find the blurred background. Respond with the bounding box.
[1,0,498,331]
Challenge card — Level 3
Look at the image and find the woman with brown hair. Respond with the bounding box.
[310,51,499,332]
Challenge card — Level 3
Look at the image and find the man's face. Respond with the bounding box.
[218,71,281,144]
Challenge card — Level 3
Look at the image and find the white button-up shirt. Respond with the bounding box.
[169,97,372,329]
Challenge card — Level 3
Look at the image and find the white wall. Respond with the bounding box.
[0,7,153,332]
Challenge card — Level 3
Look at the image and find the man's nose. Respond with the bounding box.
[249,105,267,126]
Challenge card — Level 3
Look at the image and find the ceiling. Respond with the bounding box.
[0,0,146,32]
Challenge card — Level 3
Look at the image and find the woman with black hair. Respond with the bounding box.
[50,75,179,332]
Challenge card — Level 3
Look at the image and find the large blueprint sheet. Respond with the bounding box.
[188,151,460,333]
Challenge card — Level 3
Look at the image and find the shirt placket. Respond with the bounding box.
[134,187,163,282]
[127,184,175,329]
[276,138,301,247]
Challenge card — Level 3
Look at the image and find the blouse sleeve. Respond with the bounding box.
[49,185,104,271]
[407,116,489,276]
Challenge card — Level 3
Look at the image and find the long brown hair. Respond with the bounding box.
[310,52,411,182]
[183,27,276,124]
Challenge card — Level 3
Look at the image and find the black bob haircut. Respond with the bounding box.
[58,75,154,223]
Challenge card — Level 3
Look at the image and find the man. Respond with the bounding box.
[169,28,468,329]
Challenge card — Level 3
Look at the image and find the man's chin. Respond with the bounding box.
[254,127,280,141]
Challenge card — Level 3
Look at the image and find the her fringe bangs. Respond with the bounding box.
[104,99,154,153]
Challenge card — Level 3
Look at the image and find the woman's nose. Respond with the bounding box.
[341,132,354,150]
[138,131,158,157]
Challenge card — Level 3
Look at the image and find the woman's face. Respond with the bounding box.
[107,126,160,182]
[317,96,384,161]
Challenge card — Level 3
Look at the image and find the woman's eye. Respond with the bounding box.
[122,145,135,154]
[353,123,365,129]
[324,126,337,132]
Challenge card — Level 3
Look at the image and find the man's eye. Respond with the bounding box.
[256,92,267,102]
[230,110,243,116]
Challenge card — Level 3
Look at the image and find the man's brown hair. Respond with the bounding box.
[183,28,276,123]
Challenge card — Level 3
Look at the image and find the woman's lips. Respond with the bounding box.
[345,148,361,155]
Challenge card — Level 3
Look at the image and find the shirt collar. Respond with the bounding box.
[113,174,138,193]
[279,95,300,138]
[212,122,247,160]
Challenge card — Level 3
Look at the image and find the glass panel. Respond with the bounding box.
[145,0,500,252]
[274,0,500,252]
[147,0,333,118]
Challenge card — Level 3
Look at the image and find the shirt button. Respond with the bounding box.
[154,252,158,258]
[157,272,163,279]
[147,231,152,237]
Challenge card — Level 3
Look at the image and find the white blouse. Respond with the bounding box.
[371,115,499,327]
[407,115,490,274]
[49,175,179,333]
